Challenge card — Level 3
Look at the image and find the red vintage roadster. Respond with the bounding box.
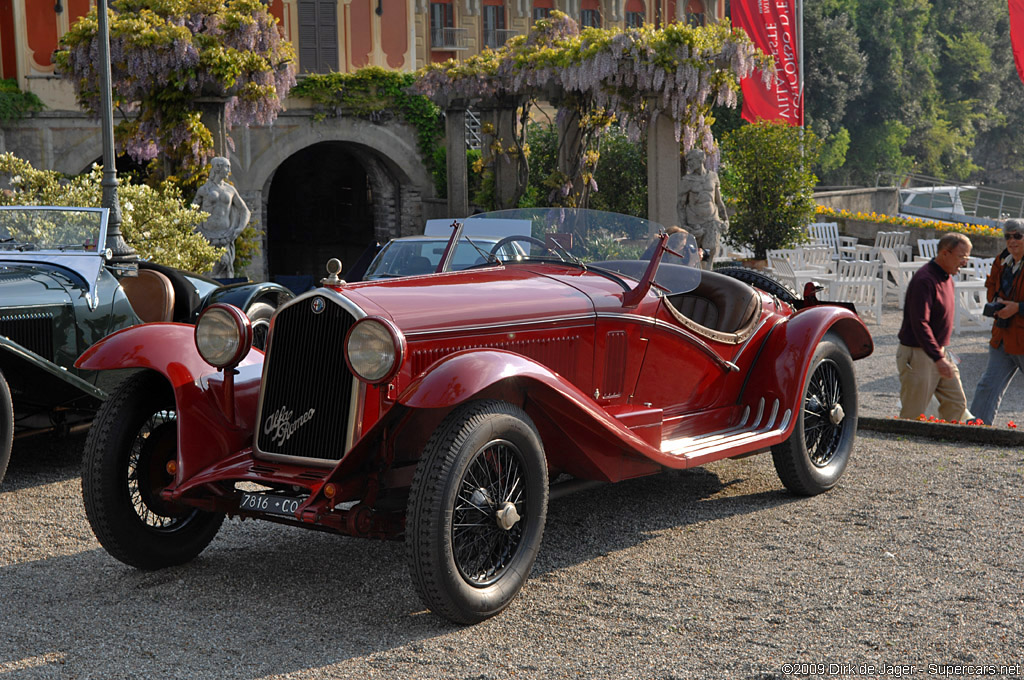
[76,209,873,624]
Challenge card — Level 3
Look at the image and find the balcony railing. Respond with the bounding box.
[431,26,469,50]
[483,28,518,50]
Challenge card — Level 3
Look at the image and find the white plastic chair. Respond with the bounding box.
[879,248,924,309]
[954,278,990,334]
[806,222,858,259]
[915,239,940,262]
[825,259,884,324]
[801,244,834,272]
[767,248,831,290]
[855,231,912,262]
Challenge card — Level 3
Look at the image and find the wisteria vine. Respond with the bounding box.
[54,0,296,183]
[412,13,771,207]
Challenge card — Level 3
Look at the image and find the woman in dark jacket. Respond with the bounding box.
[970,219,1024,424]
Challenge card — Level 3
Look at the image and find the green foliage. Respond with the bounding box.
[0,152,223,272]
[232,224,262,273]
[589,127,647,218]
[291,67,443,179]
[0,79,45,123]
[721,122,821,260]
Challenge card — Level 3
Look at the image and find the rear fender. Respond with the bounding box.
[743,306,873,437]
[75,323,264,481]
[397,350,662,481]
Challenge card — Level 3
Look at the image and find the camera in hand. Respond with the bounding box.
[983,301,1011,328]
[983,301,1004,318]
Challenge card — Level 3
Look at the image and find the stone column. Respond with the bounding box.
[445,106,469,218]
[197,98,230,158]
[556,108,582,204]
[489,105,520,209]
[647,113,680,231]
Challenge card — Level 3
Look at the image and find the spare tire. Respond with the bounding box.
[716,266,799,305]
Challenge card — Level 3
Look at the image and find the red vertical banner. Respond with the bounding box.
[731,0,803,126]
[1011,0,1024,85]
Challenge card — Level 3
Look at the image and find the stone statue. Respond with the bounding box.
[193,156,251,278]
[678,148,728,269]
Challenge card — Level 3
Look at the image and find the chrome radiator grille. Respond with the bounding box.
[255,295,358,463]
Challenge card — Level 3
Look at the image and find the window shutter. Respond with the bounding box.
[298,0,339,73]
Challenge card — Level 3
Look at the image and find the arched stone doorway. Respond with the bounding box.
[265,141,381,281]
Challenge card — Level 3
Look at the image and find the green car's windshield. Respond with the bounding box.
[0,206,107,252]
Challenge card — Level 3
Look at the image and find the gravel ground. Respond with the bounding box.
[1,306,1022,680]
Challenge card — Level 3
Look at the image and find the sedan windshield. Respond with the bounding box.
[363,238,515,279]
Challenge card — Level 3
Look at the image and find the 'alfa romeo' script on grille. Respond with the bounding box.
[264,406,316,446]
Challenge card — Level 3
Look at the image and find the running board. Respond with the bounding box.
[660,398,792,462]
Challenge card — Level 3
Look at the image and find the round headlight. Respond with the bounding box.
[345,317,404,384]
[195,304,253,369]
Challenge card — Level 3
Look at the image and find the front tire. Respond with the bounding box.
[81,371,224,569]
[771,335,857,495]
[0,370,12,485]
[406,400,548,624]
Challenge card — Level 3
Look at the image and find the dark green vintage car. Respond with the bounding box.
[0,206,292,483]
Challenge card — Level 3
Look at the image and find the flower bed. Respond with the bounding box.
[815,206,1006,258]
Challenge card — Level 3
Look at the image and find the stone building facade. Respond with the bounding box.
[0,0,723,283]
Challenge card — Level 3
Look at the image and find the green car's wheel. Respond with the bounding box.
[0,369,12,485]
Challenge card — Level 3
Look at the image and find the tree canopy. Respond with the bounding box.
[805,0,1024,184]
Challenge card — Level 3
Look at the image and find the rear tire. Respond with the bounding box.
[406,400,548,624]
[81,371,224,569]
[771,335,857,495]
[0,370,12,485]
[717,266,799,305]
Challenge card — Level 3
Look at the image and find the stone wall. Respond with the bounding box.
[814,186,899,216]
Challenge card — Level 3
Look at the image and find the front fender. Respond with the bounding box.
[396,349,665,480]
[204,281,293,313]
[76,324,264,481]
[744,305,873,438]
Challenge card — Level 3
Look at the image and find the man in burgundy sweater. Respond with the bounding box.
[897,233,973,421]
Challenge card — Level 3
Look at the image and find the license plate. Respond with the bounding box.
[238,492,303,517]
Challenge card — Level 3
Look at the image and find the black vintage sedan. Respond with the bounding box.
[0,206,292,483]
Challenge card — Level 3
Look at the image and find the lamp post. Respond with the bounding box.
[96,0,137,275]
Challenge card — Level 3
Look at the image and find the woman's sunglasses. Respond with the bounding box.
[1006,232,1024,241]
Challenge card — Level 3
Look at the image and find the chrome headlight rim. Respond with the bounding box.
[344,316,405,385]
[194,303,253,369]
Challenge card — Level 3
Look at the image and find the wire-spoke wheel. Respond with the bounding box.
[453,441,528,587]
[771,335,857,495]
[82,371,224,569]
[407,400,548,624]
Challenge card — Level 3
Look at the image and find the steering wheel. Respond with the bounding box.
[488,235,558,260]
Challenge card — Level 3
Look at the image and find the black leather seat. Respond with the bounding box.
[668,270,759,334]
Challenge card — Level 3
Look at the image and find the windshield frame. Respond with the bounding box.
[0,206,111,309]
